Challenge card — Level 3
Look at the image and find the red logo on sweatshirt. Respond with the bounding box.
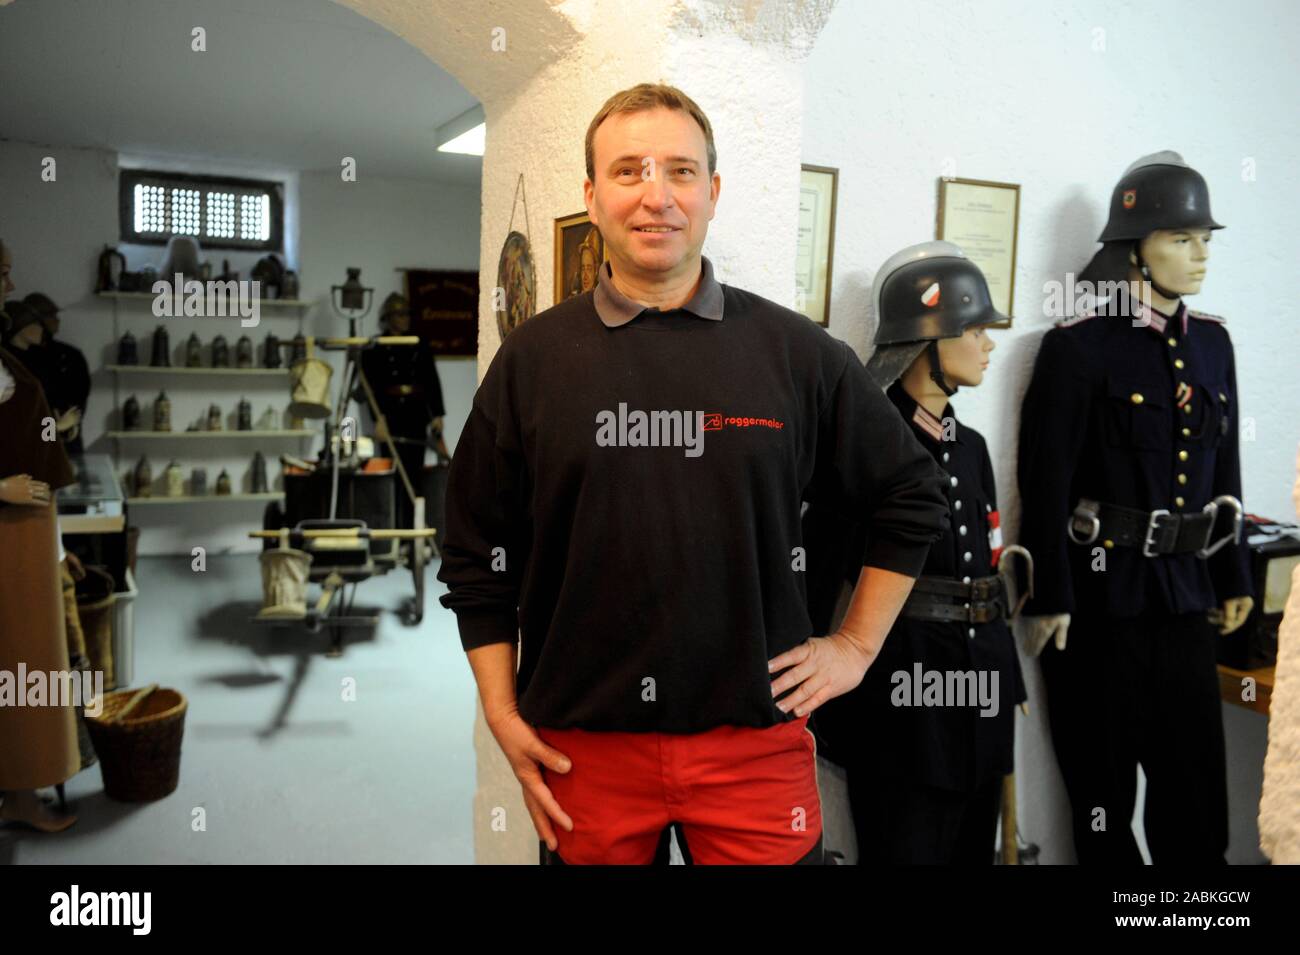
[706,411,785,432]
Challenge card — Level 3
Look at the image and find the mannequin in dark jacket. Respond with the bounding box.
[1018,153,1251,864]
[806,241,1028,864]
[25,292,90,456]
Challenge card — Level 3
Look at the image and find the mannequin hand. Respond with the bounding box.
[484,704,573,852]
[56,407,82,431]
[767,631,874,718]
[0,473,52,507]
[65,550,86,582]
[1023,613,1071,656]
[1216,596,1254,635]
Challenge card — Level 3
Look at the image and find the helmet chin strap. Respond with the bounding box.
[1134,248,1182,303]
[927,340,957,397]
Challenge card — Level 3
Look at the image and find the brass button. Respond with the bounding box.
[1175,496,1185,507]
[1177,474,1188,485]
[1103,539,1114,549]
[1184,405,1193,414]
[1182,427,1191,437]
[1130,393,1144,405]
[1178,450,1189,461]
[1174,359,1185,369]
[1219,392,1227,401]
[1167,337,1178,347]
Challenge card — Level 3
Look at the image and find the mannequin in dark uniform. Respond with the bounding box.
[360,293,447,527]
[1018,152,1253,864]
[806,242,1029,864]
[25,293,90,456]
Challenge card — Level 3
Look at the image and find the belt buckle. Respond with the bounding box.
[1197,495,1244,558]
[1066,501,1100,545]
[1142,509,1172,558]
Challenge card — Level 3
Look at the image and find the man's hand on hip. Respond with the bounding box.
[767,632,874,719]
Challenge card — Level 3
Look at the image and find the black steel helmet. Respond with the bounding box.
[380,292,410,324]
[23,291,60,320]
[1097,151,1223,243]
[866,240,1006,389]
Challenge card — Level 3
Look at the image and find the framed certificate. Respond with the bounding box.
[936,177,1021,324]
[797,165,838,326]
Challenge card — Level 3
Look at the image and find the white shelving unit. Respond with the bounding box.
[103,289,316,505]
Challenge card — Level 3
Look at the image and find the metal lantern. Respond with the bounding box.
[331,267,373,328]
[211,335,230,368]
[185,333,203,367]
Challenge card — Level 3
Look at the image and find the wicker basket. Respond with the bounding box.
[86,687,187,802]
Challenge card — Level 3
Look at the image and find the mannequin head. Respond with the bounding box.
[0,238,13,309]
[584,85,720,286]
[2,300,45,349]
[1127,228,1211,299]
[901,324,996,399]
[379,293,411,335]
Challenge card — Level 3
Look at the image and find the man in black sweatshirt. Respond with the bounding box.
[436,82,950,865]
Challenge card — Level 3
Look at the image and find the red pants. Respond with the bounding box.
[536,716,823,865]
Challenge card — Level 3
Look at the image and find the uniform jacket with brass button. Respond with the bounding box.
[805,381,1026,792]
[1017,301,1252,618]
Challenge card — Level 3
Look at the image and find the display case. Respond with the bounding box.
[57,453,126,535]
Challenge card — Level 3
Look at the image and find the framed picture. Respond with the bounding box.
[404,269,479,356]
[797,165,838,326]
[936,177,1021,325]
[554,212,607,304]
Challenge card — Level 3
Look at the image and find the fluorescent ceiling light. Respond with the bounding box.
[437,123,484,156]
[436,104,485,157]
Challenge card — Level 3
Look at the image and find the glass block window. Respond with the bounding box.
[120,170,283,251]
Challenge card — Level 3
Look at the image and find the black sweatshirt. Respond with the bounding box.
[436,258,950,733]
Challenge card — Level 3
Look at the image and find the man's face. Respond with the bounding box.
[387,310,410,334]
[584,107,720,281]
[42,314,61,337]
[1138,228,1211,296]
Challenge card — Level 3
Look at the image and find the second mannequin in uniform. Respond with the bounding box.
[806,242,1028,864]
[360,293,447,528]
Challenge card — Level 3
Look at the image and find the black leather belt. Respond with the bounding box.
[902,574,1007,625]
[1067,495,1243,558]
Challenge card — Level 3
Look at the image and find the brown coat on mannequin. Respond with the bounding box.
[0,344,80,790]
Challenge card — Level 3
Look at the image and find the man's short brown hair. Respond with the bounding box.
[585,83,716,182]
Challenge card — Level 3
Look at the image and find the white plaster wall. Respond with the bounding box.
[801,0,1300,863]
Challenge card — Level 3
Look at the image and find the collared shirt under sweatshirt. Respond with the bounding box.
[436,256,950,733]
